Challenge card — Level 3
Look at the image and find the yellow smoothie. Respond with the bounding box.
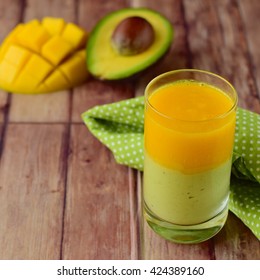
[144,80,236,225]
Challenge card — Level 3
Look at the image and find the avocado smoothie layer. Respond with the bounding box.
[144,151,231,225]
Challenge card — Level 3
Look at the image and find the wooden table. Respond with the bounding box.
[0,0,259,260]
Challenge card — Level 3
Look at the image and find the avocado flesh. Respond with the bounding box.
[86,8,174,80]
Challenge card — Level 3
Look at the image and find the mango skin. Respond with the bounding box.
[0,17,89,94]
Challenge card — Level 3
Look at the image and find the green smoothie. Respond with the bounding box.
[144,152,231,225]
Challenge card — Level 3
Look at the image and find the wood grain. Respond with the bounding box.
[61,0,137,260]
[0,90,9,123]
[0,0,23,41]
[24,0,77,23]
[238,0,260,106]
[9,92,70,123]
[183,0,260,112]
[78,0,130,31]
[0,124,66,259]
[214,213,260,260]
[62,125,132,259]
[71,79,134,123]
[0,0,23,122]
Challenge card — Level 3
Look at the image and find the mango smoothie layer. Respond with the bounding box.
[144,80,236,174]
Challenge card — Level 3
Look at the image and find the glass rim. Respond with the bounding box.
[145,69,238,123]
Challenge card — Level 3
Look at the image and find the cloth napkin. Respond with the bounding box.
[82,96,260,240]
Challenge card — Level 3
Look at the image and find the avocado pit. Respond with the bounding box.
[111,16,155,56]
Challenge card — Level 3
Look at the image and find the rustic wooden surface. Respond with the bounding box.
[0,0,259,260]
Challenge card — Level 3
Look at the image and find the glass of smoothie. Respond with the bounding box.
[143,69,238,243]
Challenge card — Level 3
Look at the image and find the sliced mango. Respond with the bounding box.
[4,45,31,68]
[42,17,65,36]
[61,23,87,49]
[0,61,19,84]
[59,50,88,86]
[15,72,41,92]
[41,35,73,65]
[17,23,51,53]
[0,24,24,60]
[0,17,89,94]
[44,70,70,92]
[20,54,52,82]
[26,19,41,27]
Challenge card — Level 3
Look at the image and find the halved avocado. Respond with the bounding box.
[86,8,174,80]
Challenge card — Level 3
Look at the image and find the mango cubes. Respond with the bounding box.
[0,17,89,94]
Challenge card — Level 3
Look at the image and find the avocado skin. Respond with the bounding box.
[86,8,174,80]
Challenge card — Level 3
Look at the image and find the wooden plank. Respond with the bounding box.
[0,124,66,259]
[179,0,259,259]
[0,0,23,41]
[61,0,138,260]
[238,0,260,104]
[0,91,9,124]
[9,92,70,123]
[129,169,143,259]
[214,0,260,113]
[62,125,132,259]
[0,124,3,151]
[133,0,212,260]
[214,213,260,260]
[78,0,130,31]
[183,0,260,112]
[8,0,77,123]
[24,0,77,22]
[72,0,133,123]
[0,0,23,122]
[72,80,135,122]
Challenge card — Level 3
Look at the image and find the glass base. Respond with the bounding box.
[144,203,229,244]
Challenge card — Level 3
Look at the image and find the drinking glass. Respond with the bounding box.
[143,69,238,243]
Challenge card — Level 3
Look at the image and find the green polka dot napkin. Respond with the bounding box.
[82,96,260,240]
